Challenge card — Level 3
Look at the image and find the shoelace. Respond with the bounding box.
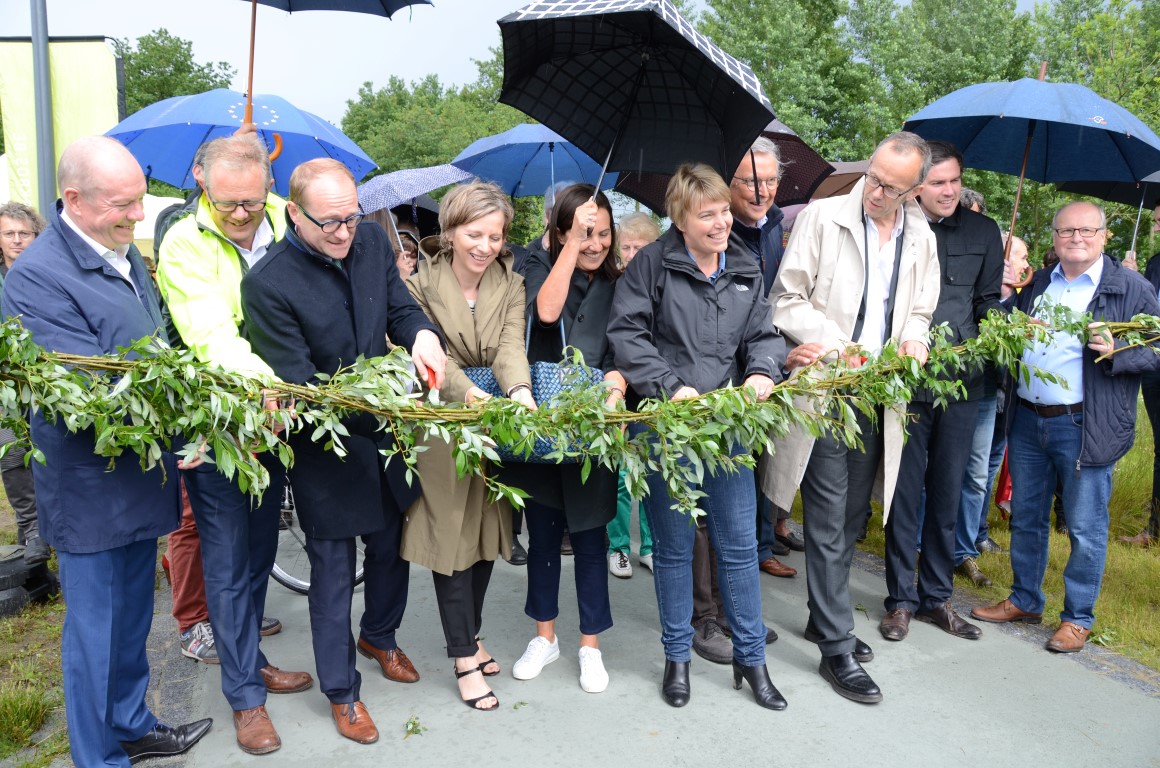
[196,622,216,647]
[615,552,629,569]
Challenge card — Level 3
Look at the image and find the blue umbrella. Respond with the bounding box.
[904,78,1160,184]
[357,164,472,213]
[106,88,377,195]
[452,124,618,198]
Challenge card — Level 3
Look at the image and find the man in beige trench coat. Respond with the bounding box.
[759,132,940,705]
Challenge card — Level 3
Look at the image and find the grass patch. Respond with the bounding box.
[842,396,1160,671]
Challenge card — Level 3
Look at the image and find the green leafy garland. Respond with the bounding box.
[1,304,1157,515]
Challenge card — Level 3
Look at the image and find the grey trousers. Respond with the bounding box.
[2,463,39,545]
[799,410,882,657]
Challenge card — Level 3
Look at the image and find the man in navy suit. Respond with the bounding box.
[1,136,212,767]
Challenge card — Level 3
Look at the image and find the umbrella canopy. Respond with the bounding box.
[613,118,833,214]
[392,193,440,238]
[452,124,618,198]
[904,78,1160,183]
[106,88,377,196]
[812,160,869,199]
[498,0,775,180]
[358,164,473,214]
[1056,169,1160,210]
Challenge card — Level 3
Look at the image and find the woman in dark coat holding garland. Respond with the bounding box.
[505,184,626,694]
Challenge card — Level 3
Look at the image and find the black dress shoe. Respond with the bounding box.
[916,601,982,640]
[819,653,882,704]
[776,530,806,552]
[120,719,214,764]
[769,538,791,556]
[803,620,873,662]
[732,661,787,711]
[508,537,528,566]
[662,660,690,707]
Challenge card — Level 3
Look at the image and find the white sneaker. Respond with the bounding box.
[512,635,560,680]
[638,553,653,572]
[609,551,632,579]
[578,646,609,693]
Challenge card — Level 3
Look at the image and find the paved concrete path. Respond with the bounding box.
[140,529,1160,768]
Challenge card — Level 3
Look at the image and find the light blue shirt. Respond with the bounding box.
[1017,258,1104,405]
[687,249,727,283]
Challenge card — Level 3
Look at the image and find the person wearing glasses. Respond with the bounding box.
[764,132,940,704]
[157,135,313,756]
[972,201,1160,654]
[243,159,447,739]
[0,202,49,566]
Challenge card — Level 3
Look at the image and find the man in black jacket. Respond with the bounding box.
[879,141,1004,644]
[241,159,446,744]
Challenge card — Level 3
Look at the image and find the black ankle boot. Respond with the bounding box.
[731,660,787,710]
[662,660,690,707]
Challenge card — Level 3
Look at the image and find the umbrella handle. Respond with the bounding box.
[1007,265,1034,289]
[268,132,283,162]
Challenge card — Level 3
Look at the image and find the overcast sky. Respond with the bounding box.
[6,1,540,124]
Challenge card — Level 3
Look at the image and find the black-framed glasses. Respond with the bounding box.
[206,192,267,214]
[1053,226,1105,239]
[733,175,781,191]
[865,173,916,200]
[298,206,364,234]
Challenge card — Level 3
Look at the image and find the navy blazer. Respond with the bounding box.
[0,203,179,553]
[241,220,441,539]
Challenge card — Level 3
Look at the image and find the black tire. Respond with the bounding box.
[0,585,30,617]
[0,557,32,590]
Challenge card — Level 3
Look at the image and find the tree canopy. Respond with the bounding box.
[113,28,236,118]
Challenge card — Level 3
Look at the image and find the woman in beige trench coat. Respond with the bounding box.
[403,181,533,712]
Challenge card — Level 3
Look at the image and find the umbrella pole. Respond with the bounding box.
[245,0,258,125]
[1130,185,1148,255]
[1004,60,1050,261]
[750,150,761,207]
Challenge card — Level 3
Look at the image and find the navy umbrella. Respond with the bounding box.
[452,124,618,198]
[905,73,1160,253]
[358,164,472,214]
[106,88,377,195]
[498,0,776,186]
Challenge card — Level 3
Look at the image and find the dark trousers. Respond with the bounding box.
[183,455,284,711]
[305,524,407,704]
[524,500,612,636]
[691,522,726,627]
[1142,372,1160,535]
[886,399,979,613]
[800,409,883,658]
[2,462,38,544]
[59,540,159,768]
[431,560,495,657]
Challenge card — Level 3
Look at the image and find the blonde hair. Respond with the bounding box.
[289,158,356,205]
[437,180,513,250]
[201,135,273,188]
[618,212,660,243]
[665,163,730,229]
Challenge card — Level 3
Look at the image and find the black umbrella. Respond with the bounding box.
[1057,170,1160,255]
[498,0,776,187]
[614,118,834,214]
[391,194,440,239]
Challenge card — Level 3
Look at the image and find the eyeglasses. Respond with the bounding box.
[207,193,267,214]
[864,173,917,200]
[733,176,781,191]
[0,230,35,241]
[1053,226,1105,239]
[298,206,364,234]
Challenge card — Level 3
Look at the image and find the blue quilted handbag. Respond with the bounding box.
[463,319,603,463]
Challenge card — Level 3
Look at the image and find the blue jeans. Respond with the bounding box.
[756,481,790,562]
[641,442,765,666]
[955,393,998,563]
[1007,406,1112,629]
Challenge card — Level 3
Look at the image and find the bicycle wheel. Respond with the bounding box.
[271,480,366,594]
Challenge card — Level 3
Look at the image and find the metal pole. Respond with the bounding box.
[30,0,55,216]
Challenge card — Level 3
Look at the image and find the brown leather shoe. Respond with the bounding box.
[879,608,912,641]
[970,598,1042,624]
[260,664,313,693]
[759,557,797,578]
[1045,621,1091,653]
[330,701,379,744]
[233,705,280,755]
[955,557,993,587]
[916,601,982,640]
[357,638,420,683]
[1116,530,1155,547]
